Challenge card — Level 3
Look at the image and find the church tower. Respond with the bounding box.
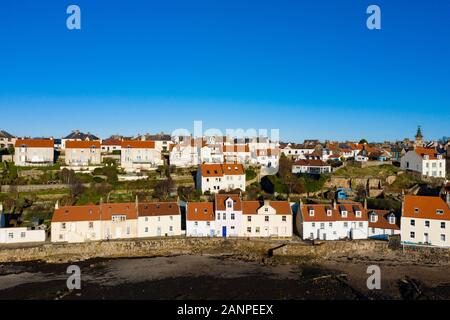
[414,125,424,148]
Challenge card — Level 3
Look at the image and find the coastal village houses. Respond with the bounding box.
[196,163,246,193]
[400,147,446,178]
[186,194,293,238]
[61,130,100,150]
[291,159,332,174]
[120,140,163,172]
[14,139,54,166]
[65,140,102,170]
[368,209,401,239]
[51,199,182,243]
[298,201,369,240]
[0,130,16,150]
[400,195,450,247]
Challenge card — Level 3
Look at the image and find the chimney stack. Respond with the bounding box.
[332,199,337,210]
[364,198,367,210]
[55,200,59,210]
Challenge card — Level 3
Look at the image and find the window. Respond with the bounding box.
[61,223,66,230]
[355,210,361,218]
[145,217,148,222]
[414,208,419,214]
[227,201,232,208]
[8,233,13,239]
[223,213,226,220]
[127,226,130,235]
[247,227,251,233]
[441,234,446,242]
[145,227,148,233]
[265,208,269,212]
[247,216,251,222]
[441,222,446,229]
[344,222,348,228]
[320,223,324,229]
[194,221,198,227]
[341,211,347,218]
[206,221,210,227]
[309,209,315,216]
[265,216,269,222]
[231,213,235,220]
[21,232,26,238]
[425,220,430,227]
[59,234,63,240]
[230,226,235,230]
[359,222,363,227]
[326,210,332,216]
[370,214,377,222]
[89,222,94,229]
[312,222,315,228]
[256,227,260,233]
[410,231,415,239]
[329,222,333,227]
[437,209,444,215]
[389,215,395,224]
[410,219,415,226]
[112,215,126,222]
[282,216,286,222]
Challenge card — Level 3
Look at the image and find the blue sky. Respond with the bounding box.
[0,0,449,142]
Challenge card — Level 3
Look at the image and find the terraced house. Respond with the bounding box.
[298,201,369,240]
[196,163,246,193]
[14,139,54,166]
[186,202,215,237]
[65,140,102,170]
[400,147,446,178]
[401,195,450,247]
[51,200,182,243]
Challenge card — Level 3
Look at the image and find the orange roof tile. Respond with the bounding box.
[215,194,242,211]
[186,202,215,221]
[414,147,440,160]
[402,195,450,220]
[138,202,180,217]
[15,139,54,148]
[66,140,101,149]
[121,140,155,149]
[242,200,292,215]
[368,209,400,230]
[301,203,368,222]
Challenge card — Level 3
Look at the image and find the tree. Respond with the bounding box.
[153,177,174,199]
[359,139,368,144]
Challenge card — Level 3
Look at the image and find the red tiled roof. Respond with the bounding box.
[66,141,101,149]
[414,147,439,160]
[121,140,155,149]
[242,201,292,215]
[301,203,368,222]
[368,209,400,230]
[15,139,54,148]
[402,195,450,220]
[102,139,122,146]
[215,194,242,211]
[200,163,245,177]
[138,202,180,217]
[186,202,214,221]
[52,203,138,222]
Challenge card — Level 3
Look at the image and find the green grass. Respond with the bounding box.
[334,164,400,178]
[385,173,423,193]
[246,169,257,180]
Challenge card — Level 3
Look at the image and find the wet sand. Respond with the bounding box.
[0,255,449,300]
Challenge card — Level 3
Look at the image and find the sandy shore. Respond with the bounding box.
[1,254,449,300]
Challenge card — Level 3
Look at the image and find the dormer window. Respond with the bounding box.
[194,208,198,213]
[423,155,429,160]
[388,214,396,225]
[309,209,314,216]
[436,209,444,215]
[355,210,362,218]
[204,208,208,214]
[227,200,233,209]
[414,208,419,214]
[370,213,378,223]
[326,210,332,217]
[341,211,348,218]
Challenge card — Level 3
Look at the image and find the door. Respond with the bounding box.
[210,229,215,237]
[115,227,122,238]
[157,227,161,237]
[424,233,429,244]
[222,226,227,237]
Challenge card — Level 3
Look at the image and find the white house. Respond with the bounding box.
[186,202,215,237]
[61,130,100,150]
[400,147,446,178]
[65,140,102,170]
[0,227,46,244]
[169,139,201,168]
[280,143,315,160]
[214,194,243,237]
[299,201,369,240]
[241,200,292,237]
[222,144,251,164]
[368,209,400,239]
[14,139,54,166]
[137,202,182,237]
[51,202,139,243]
[196,163,246,193]
[252,148,279,168]
[292,159,331,174]
[400,195,450,247]
[120,140,163,172]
